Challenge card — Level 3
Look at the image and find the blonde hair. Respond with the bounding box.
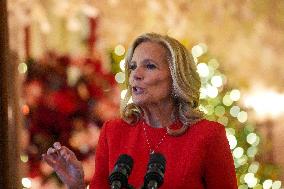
[121,33,204,136]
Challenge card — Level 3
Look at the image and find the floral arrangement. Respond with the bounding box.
[22,52,120,187]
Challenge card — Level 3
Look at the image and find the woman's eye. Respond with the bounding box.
[129,64,136,70]
[146,64,156,69]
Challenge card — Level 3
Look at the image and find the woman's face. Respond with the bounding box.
[129,41,172,106]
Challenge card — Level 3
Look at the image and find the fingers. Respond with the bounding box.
[53,142,61,150]
[60,146,75,156]
[59,146,77,162]
[42,142,77,163]
[42,142,62,163]
[59,147,70,160]
[42,153,56,166]
[42,145,59,167]
[47,147,56,155]
[42,142,83,177]
[45,142,62,156]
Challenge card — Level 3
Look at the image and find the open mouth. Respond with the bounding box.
[132,86,144,94]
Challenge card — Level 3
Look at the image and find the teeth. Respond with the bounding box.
[133,87,143,93]
[136,87,143,92]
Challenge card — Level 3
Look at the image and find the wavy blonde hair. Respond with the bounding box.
[121,33,204,136]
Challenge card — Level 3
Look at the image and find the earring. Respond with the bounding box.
[171,91,178,99]
[191,100,197,108]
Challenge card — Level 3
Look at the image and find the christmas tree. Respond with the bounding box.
[192,43,282,189]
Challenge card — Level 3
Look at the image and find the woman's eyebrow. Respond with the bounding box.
[129,59,160,67]
[143,58,158,65]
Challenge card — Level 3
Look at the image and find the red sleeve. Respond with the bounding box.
[89,121,110,189]
[203,123,238,189]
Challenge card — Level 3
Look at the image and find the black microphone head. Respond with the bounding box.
[148,153,166,172]
[144,153,166,188]
[109,154,134,188]
[117,154,134,170]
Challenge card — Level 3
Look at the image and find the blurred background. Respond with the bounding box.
[6,0,284,188]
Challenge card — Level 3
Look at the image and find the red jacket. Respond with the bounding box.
[90,118,238,189]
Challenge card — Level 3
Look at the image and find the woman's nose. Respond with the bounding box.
[134,74,143,80]
[132,67,144,80]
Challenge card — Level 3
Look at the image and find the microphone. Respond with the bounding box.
[143,153,166,189]
[109,154,134,189]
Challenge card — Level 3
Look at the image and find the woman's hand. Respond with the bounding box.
[42,142,86,189]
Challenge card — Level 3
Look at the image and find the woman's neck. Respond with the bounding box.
[141,99,177,128]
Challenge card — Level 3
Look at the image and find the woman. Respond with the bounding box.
[42,33,238,189]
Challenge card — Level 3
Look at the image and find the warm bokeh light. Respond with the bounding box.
[119,59,126,71]
[81,4,99,17]
[272,181,282,189]
[22,178,32,188]
[237,155,248,166]
[223,94,233,106]
[226,128,236,136]
[114,44,126,56]
[22,104,30,115]
[244,89,284,119]
[18,62,28,74]
[230,106,240,117]
[230,89,241,101]
[199,87,207,99]
[120,89,127,99]
[244,173,258,188]
[251,137,260,147]
[233,147,244,158]
[237,111,248,123]
[67,66,81,86]
[197,63,209,77]
[198,43,208,54]
[248,162,259,174]
[20,154,29,163]
[247,133,257,145]
[115,72,125,83]
[206,84,218,98]
[227,134,237,150]
[211,75,223,87]
[247,146,258,158]
[191,44,206,58]
[263,179,273,189]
